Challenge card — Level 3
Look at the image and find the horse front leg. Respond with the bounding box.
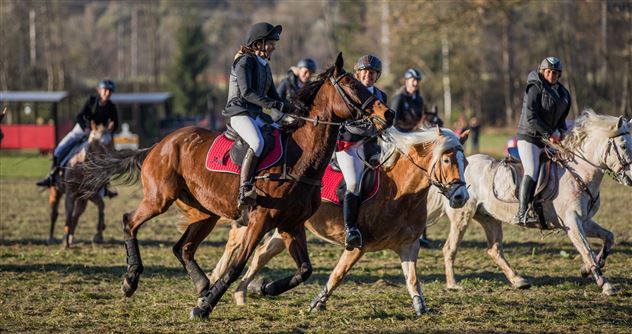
[234,228,285,305]
[48,187,62,244]
[442,206,472,290]
[398,240,428,316]
[251,227,312,297]
[582,218,614,272]
[564,214,615,295]
[190,214,268,319]
[63,193,76,248]
[91,195,106,244]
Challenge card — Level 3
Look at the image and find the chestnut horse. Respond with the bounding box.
[211,127,470,316]
[80,53,392,319]
[49,122,114,248]
[427,110,632,295]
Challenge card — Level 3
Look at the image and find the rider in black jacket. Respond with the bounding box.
[277,58,316,100]
[515,57,571,225]
[391,68,424,132]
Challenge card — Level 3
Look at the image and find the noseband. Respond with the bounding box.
[605,133,632,183]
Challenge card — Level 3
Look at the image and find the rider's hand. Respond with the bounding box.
[270,104,301,128]
[549,130,561,144]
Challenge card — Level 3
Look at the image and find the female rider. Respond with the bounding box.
[515,57,571,225]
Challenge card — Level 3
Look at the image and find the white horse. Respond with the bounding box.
[428,109,632,295]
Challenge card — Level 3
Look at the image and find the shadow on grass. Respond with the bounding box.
[0,238,229,248]
[447,240,632,256]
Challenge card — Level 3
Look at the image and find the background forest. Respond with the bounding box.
[1,0,631,127]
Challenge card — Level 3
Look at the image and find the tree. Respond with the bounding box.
[169,19,209,116]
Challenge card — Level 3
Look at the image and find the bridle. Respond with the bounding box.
[297,71,389,129]
[604,132,632,183]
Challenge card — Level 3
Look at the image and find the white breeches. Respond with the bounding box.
[231,115,265,157]
[517,140,542,181]
[336,142,365,195]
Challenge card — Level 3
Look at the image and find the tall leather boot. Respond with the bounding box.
[514,176,537,225]
[343,192,363,250]
[36,156,59,187]
[237,148,259,210]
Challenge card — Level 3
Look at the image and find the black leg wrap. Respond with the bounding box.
[124,238,144,274]
[308,286,329,313]
[596,249,610,269]
[412,295,428,316]
[186,261,210,296]
[591,266,605,287]
[261,263,312,296]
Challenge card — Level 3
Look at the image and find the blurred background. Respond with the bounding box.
[0,0,631,150]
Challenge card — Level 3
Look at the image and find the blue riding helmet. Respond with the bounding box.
[404,68,422,80]
[539,57,563,72]
[98,79,116,91]
[296,58,317,73]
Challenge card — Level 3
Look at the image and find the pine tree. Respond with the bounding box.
[169,20,209,116]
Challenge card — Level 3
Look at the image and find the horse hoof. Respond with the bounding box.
[92,234,104,244]
[247,277,269,295]
[189,307,210,320]
[308,302,326,313]
[580,265,591,278]
[234,290,246,306]
[446,283,463,291]
[412,296,428,316]
[602,283,616,296]
[121,277,138,297]
[513,278,531,290]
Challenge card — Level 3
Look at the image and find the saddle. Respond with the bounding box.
[492,153,559,204]
[321,162,380,207]
[205,124,285,174]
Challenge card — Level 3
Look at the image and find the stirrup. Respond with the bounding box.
[237,184,257,210]
[344,227,363,250]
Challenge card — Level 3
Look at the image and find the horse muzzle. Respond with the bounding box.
[446,182,469,208]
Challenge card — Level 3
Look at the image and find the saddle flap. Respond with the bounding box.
[492,157,559,203]
[321,164,380,207]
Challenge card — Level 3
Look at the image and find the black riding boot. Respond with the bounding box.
[419,228,431,248]
[237,148,259,210]
[514,176,537,225]
[36,156,59,187]
[343,192,363,250]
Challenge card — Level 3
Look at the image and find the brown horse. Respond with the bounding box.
[48,121,114,247]
[80,53,392,319]
[211,127,470,316]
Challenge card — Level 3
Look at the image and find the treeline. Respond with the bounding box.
[1,0,630,125]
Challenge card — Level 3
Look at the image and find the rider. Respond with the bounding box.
[515,56,571,225]
[277,58,317,100]
[36,79,119,193]
[222,22,298,210]
[337,54,388,250]
[391,68,424,132]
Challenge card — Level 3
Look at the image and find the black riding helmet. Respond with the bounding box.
[404,68,422,80]
[98,79,115,91]
[246,22,282,46]
[296,58,317,73]
[539,57,563,72]
[354,54,382,73]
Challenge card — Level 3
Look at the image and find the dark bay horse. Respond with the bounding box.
[48,121,114,248]
[212,127,470,315]
[80,53,392,319]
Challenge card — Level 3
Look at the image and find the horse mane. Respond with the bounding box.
[561,108,627,152]
[379,127,463,169]
[290,65,341,114]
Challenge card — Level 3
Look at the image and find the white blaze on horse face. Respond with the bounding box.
[453,150,469,204]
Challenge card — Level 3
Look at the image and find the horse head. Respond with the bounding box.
[382,127,470,208]
[323,53,393,131]
[88,120,114,149]
[561,109,632,186]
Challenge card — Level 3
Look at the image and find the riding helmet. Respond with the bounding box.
[354,54,382,73]
[246,22,282,46]
[539,57,563,72]
[296,58,317,73]
[98,79,116,91]
[404,68,422,80]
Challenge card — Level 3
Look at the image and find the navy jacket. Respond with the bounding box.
[76,95,119,133]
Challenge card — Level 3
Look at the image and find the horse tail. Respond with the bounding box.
[78,145,155,198]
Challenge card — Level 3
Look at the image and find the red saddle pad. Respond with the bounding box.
[321,164,380,207]
[205,131,283,174]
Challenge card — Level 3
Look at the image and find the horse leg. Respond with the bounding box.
[190,214,268,319]
[68,198,88,246]
[308,248,364,313]
[48,187,62,244]
[234,229,285,305]
[63,193,77,248]
[249,227,312,297]
[172,214,219,297]
[91,195,106,244]
[209,222,245,284]
[442,207,472,290]
[580,219,614,277]
[563,214,615,295]
[398,240,428,316]
[478,217,530,289]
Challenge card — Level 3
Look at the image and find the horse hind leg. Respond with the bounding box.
[478,217,530,289]
[172,211,220,297]
[398,240,428,316]
[581,219,614,277]
[309,247,364,313]
[48,187,62,244]
[90,195,106,244]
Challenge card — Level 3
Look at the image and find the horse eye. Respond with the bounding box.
[442,158,451,164]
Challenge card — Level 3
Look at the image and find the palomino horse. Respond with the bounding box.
[211,127,470,315]
[79,53,392,319]
[426,109,632,295]
[49,121,114,248]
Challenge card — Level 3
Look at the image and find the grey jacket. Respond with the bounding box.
[517,70,571,146]
[222,53,283,118]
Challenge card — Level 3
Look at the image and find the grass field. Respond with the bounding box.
[1,132,631,333]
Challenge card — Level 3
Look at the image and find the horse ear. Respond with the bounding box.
[334,52,344,76]
[90,120,97,132]
[459,129,470,145]
[435,124,442,136]
[616,116,624,129]
[108,121,115,131]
